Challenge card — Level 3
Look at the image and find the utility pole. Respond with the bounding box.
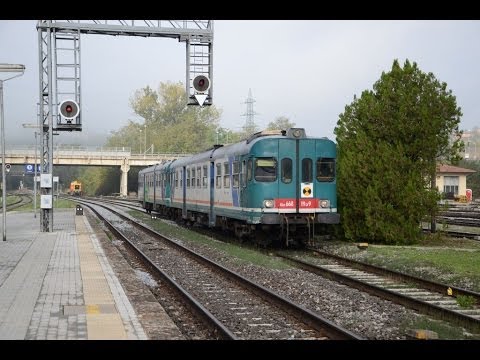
[1,64,26,241]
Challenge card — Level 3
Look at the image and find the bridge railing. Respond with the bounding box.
[4,145,191,161]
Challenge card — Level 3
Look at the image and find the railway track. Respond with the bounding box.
[74,197,363,340]
[279,248,480,334]
[3,193,33,211]
[75,196,480,337]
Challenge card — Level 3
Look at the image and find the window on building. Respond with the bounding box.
[443,175,459,195]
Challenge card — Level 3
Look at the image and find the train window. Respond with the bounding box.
[203,165,208,188]
[247,159,252,182]
[187,168,190,188]
[223,162,230,188]
[216,163,222,188]
[191,168,196,188]
[255,158,277,182]
[197,166,201,187]
[281,158,292,184]
[180,169,183,187]
[316,158,335,182]
[241,160,246,187]
[302,158,313,183]
[233,161,240,188]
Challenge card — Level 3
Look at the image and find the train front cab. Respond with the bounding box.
[245,128,339,246]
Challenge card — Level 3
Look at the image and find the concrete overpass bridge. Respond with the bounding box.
[3,145,190,196]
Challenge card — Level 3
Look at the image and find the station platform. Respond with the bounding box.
[0,208,149,340]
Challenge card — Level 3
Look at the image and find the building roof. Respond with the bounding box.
[437,164,476,174]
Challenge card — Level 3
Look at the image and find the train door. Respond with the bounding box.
[277,139,297,209]
[209,161,215,226]
[182,166,187,219]
[165,169,171,207]
[298,139,317,212]
[143,172,147,206]
[239,159,247,207]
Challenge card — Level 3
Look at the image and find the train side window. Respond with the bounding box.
[203,165,208,188]
[216,163,222,188]
[241,160,246,187]
[180,169,183,187]
[247,159,252,182]
[255,158,277,182]
[233,161,240,188]
[175,171,178,188]
[316,158,335,182]
[191,168,196,188]
[281,158,292,184]
[223,162,230,188]
[187,168,190,188]
[302,158,313,183]
[197,166,201,187]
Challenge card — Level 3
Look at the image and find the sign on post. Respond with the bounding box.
[25,164,41,174]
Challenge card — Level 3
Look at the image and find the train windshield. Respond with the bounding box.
[316,158,335,182]
[255,158,277,182]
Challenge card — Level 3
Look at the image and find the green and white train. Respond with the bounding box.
[138,128,339,246]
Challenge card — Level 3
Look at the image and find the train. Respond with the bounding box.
[138,128,339,247]
[69,180,82,196]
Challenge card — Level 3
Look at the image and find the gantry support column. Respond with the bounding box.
[120,159,130,197]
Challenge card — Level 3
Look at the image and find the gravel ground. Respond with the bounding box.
[139,220,420,340]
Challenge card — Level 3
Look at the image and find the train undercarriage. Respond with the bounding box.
[143,201,337,247]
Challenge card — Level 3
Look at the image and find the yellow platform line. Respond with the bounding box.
[76,215,127,340]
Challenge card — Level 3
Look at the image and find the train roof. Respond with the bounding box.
[138,128,333,173]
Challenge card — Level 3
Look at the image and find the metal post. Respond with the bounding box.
[1,80,6,241]
[34,131,37,218]
[0,64,26,241]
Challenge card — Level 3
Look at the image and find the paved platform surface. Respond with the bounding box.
[0,208,147,340]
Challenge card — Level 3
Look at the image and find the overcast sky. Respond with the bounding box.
[1,20,479,147]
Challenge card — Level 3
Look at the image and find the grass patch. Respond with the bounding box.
[317,238,480,292]
[0,195,21,206]
[402,315,480,339]
[14,197,77,211]
[372,247,479,276]
[128,210,291,270]
[456,295,476,308]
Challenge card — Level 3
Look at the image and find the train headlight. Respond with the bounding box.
[263,199,274,208]
[320,200,330,208]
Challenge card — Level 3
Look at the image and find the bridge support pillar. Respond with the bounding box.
[120,160,130,197]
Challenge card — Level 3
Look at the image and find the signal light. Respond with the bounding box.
[59,99,79,120]
[193,74,210,93]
